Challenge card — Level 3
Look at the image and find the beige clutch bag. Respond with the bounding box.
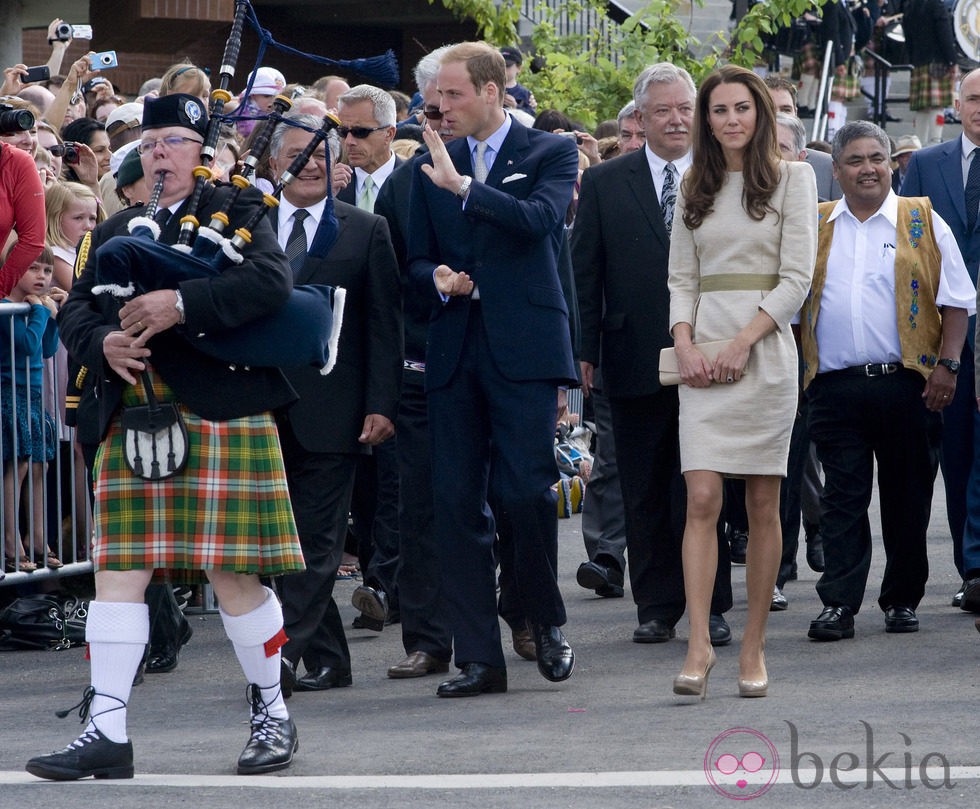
[658,339,743,386]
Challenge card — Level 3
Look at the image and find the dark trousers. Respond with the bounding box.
[395,369,451,660]
[350,439,400,605]
[428,307,565,669]
[808,368,941,613]
[580,385,627,572]
[610,389,732,626]
[778,403,811,587]
[276,418,354,674]
[939,344,976,577]
[959,407,980,577]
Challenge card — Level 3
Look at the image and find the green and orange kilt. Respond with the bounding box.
[908,64,954,111]
[91,372,304,582]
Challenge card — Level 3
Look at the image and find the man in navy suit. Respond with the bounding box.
[407,42,579,696]
[902,68,980,610]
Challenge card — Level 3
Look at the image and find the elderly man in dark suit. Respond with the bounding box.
[573,63,733,647]
[269,112,402,694]
[407,41,578,697]
[902,67,980,612]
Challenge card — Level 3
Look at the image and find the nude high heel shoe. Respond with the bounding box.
[673,648,716,701]
[738,654,768,698]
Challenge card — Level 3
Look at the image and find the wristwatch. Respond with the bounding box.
[937,358,960,375]
[174,290,186,325]
[456,175,472,200]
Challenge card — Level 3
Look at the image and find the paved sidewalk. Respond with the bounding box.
[1,482,978,808]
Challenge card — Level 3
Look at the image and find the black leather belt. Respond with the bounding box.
[827,363,900,378]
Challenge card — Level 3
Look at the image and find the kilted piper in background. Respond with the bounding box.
[25,94,306,781]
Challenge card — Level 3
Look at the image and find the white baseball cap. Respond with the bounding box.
[105,102,144,137]
[245,67,286,96]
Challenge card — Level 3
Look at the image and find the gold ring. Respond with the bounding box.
[137,320,145,330]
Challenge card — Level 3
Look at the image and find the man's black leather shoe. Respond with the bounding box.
[576,560,624,598]
[352,584,388,622]
[237,684,298,774]
[280,658,297,699]
[884,605,919,633]
[959,577,980,613]
[352,613,384,631]
[729,530,748,565]
[294,666,353,691]
[633,618,676,643]
[145,621,193,674]
[952,582,966,608]
[437,663,508,697]
[808,605,855,641]
[26,727,134,781]
[709,614,732,646]
[531,624,574,682]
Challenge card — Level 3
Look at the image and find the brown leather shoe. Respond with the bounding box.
[387,651,449,679]
[511,625,537,661]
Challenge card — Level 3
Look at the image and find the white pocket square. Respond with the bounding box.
[502,173,527,184]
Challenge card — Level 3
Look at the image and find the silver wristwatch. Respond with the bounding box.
[456,175,472,200]
[174,290,186,324]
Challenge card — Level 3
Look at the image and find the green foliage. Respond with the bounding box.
[433,0,828,130]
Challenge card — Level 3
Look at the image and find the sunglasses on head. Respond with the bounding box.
[422,108,443,120]
[336,124,387,139]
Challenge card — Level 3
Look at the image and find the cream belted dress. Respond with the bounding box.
[667,161,817,476]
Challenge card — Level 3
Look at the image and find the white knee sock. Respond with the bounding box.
[85,601,149,743]
[219,587,289,720]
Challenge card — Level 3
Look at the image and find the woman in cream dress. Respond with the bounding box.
[668,65,816,699]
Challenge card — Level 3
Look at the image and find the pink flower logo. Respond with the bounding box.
[704,727,780,800]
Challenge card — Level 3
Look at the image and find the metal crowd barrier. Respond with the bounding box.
[0,301,93,587]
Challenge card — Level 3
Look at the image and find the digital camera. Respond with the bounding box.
[0,102,35,135]
[50,142,81,165]
[89,51,119,70]
[54,23,93,42]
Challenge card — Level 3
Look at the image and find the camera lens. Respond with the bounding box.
[100,54,114,66]
[0,108,35,134]
[56,22,72,41]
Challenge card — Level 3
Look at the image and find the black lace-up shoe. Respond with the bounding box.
[26,727,134,781]
[237,684,298,775]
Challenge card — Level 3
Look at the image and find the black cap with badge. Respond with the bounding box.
[141,93,208,139]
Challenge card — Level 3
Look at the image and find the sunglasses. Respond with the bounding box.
[422,108,443,120]
[336,124,388,139]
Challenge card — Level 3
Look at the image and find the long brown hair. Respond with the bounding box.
[681,65,781,230]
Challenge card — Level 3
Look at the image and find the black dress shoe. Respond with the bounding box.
[26,727,134,781]
[633,618,676,643]
[808,605,855,641]
[511,624,537,661]
[237,684,298,774]
[806,532,825,572]
[281,658,297,699]
[770,586,788,611]
[576,560,624,597]
[294,666,353,691]
[351,584,388,622]
[729,529,748,565]
[437,663,508,697]
[352,613,384,631]
[145,621,193,674]
[952,582,965,608]
[959,577,980,613]
[709,614,732,646]
[531,624,574,682]
[884,605,919,633]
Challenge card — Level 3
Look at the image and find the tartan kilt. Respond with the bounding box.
[908,64,954,111]
[92,373,304,582]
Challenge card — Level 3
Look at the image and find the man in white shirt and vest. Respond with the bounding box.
[801,121,975,642]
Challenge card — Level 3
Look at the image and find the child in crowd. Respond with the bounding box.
[45,180,101,290]
[1,244,65,572]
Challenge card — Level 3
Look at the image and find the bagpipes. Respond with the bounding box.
[87,0,398,374]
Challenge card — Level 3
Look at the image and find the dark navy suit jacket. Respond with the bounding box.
[406,119,579,390]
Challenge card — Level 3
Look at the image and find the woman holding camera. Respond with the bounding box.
[0,106,46,297]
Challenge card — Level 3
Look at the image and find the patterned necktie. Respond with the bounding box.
[661,162,677,237]
[358,175,375,212]
[154,206,172,232]
[285,209,309,276]
[967,148,980,233]
[473,141,489,183]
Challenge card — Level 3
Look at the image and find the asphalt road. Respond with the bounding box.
[1,481,978,809]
